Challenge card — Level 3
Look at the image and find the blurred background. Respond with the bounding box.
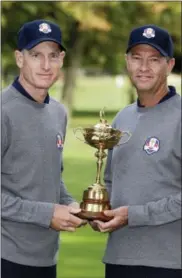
[2,1,181,278]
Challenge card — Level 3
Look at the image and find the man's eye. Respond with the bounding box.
[150,58,159,62]
[51,53,59,58]
[31,53,39,58]
[132,56,140,60]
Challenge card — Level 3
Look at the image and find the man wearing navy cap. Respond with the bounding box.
[1,20,86,278]
[90,25,181,278]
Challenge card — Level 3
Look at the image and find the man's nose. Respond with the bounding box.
[41,57,51,70]
[140,58,149,71]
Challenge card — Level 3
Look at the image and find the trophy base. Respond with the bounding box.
[76,210,112,222]
[77,184,113,222]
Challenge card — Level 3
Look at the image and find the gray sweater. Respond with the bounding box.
[103,89,181,269]
[1,85,74,266]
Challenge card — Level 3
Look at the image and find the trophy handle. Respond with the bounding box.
[117,131,131,145]
[73,127,85,142]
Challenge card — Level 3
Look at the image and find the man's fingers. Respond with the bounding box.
[90,221,114,233]
[93,220,105,227]
[65,226,76,232]
[78,220,87,227]
[68,207,81,214]
[103,210,115,217]
[69,213,83,226]
[60,221,77,231]
[94,219,116,230]
[99,228,112,233]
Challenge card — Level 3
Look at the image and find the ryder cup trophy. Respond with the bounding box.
[74,109,131,222]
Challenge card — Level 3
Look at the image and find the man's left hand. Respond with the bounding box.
[93,206,128,233]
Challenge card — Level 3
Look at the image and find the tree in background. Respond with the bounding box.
[2,1,181,114]
[59,2,111,113]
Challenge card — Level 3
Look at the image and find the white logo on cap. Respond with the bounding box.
[143,28,155,39]
[39,23,52,34]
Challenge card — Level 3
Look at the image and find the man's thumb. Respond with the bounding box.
[69,207,81,214]
[103,210,114,217]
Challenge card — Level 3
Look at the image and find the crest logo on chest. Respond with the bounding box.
[143,137,160,155]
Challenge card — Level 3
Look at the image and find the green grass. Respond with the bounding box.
[57,227,107,278]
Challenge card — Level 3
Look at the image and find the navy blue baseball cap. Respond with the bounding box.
[126,25,173,57]
[17,19,66,51]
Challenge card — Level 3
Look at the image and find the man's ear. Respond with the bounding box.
[59,51,66,68]
[15,50,24,69]
[60,51,66,59]
[167,57,175,75]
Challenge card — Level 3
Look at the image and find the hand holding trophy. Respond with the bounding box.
[74,109,131,222]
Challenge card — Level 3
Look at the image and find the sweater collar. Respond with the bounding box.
[12,76,50,104]
[137,86,176,107]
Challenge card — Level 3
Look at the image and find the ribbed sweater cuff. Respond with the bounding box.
[35,202,55,228]
[128,205,148,227]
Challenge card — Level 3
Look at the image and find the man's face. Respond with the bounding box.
[125,44,175,93]
[15,41,65,90]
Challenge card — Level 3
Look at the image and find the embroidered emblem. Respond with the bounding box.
[56,134,63,149]
[143,137,160,155]
[39,23,52,34]
[143,28,155,39]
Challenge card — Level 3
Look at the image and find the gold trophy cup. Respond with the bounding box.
[74,109,131,222]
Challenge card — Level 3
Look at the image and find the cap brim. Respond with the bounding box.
[24,37,66,52]
[126,42,168,57]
